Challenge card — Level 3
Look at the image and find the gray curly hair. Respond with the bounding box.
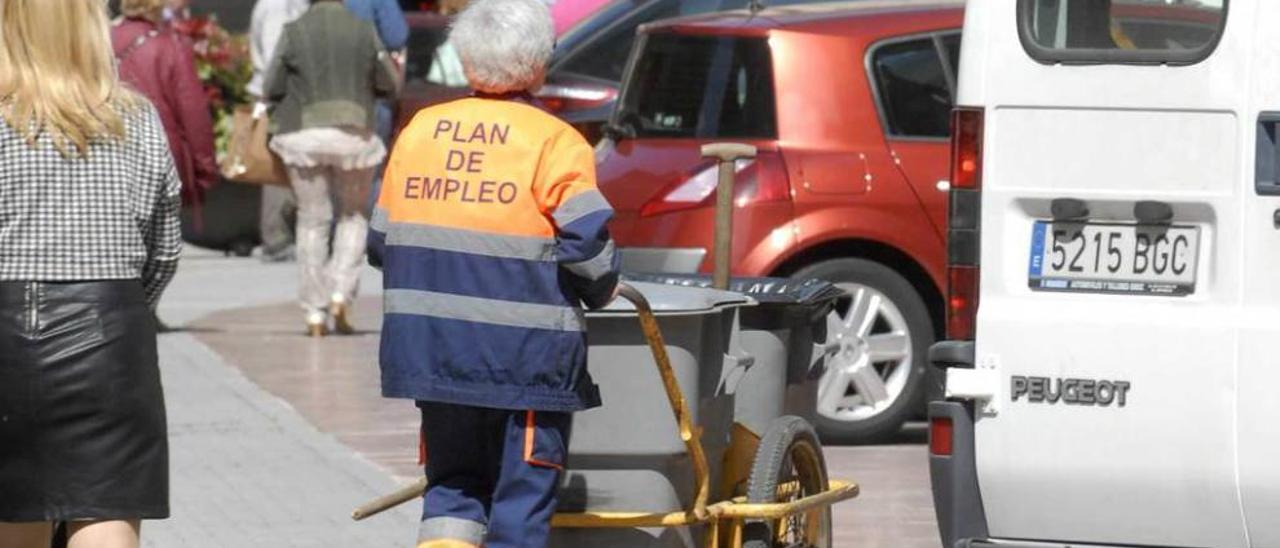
[449,0,555,93]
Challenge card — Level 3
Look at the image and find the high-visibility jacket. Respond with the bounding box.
[368,94,619,412]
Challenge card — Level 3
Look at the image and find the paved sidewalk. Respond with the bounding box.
[168,250,941,547]
[144,248,941,547]
[144,251,417,547]
[190,297,422,481]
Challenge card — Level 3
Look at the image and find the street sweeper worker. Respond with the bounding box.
[365,0,620,546]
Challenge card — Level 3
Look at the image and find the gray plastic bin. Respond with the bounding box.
[551,282,753,548]
[623,275,844,436]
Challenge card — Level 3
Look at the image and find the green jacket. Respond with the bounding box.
[265,2,399,135]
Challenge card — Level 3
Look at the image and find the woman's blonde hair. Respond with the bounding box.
[0,0,140,156]
[120,0,167,20]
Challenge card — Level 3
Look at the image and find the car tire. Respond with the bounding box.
[792,258,936,444]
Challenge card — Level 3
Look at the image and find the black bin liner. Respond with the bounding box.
[622,273,844,325]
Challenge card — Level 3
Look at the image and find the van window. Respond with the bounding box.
[871,38,952,139]
[615,34,777,139]
[1020,0,1227,64]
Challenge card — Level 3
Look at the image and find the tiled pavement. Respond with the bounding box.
[152,250,941,547]
[190,297,422,481]
[144,251,417,547]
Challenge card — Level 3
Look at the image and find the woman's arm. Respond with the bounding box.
[137,110,184,308]
[165,34,218,190]
[372,0,409,51]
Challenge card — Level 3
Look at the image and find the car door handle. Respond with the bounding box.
[1273,209,1280,230]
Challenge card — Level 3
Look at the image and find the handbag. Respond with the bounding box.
[220,105,289,186]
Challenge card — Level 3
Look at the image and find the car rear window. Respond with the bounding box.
[614,34,776,139]
[870,36,955,139]
[1019,0,1227,64]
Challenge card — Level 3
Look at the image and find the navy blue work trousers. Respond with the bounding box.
[417,402,571,548]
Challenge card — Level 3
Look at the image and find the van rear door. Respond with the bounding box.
[967,0,1248,546]
[1237,1,1280,544]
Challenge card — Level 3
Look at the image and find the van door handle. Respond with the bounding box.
[1273,209,1280,230]
[1257,114,1280,196]
[1051,198,1089,221]
[1134,201,1173,224]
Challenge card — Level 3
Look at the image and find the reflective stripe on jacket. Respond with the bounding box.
[369,95,619,412]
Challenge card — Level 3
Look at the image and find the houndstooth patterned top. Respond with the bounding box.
[0,103,182,307]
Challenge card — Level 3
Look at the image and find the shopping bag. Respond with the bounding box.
[220,105,289,186]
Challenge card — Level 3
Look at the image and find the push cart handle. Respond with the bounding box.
[701,143,758,290]
[352,477,428,521]
[615,283,651,313]
[616,283,713,520]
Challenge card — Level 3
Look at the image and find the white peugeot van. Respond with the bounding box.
[928,1,1280,547]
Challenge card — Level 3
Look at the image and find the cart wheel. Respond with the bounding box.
[742,416,832,548]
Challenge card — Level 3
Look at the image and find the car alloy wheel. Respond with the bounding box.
[816,283,914,423]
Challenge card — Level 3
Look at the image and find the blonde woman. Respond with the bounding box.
[0,1,181,547]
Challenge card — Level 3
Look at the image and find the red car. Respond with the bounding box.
[597,1,964,442]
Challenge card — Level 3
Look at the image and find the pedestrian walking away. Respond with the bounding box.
[111,0,219,214]
[367,1,621,546]
[0,0,182,546]
[248,0,309,263]
[265,0,400,336]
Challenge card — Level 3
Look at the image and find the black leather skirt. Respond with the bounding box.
[0,280,168,521]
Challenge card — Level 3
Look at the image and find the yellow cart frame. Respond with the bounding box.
[353,284,860,547]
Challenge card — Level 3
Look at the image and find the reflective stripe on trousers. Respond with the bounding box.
[417,402,571,548]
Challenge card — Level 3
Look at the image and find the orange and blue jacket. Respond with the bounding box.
[368,94,618,412]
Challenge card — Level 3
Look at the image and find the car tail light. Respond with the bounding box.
[639,156,788,218]
[930,416,954,456]
[947,108,984,341]
[536,84,618,114]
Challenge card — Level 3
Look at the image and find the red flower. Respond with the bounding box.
[204,84,224,108]
[172,15,214,41]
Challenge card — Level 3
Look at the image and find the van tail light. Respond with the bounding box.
[952,108,983,190]
[947,108,984,341]
[930,416,954,456]
[640,154,789,218]
[947,266,979,340]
